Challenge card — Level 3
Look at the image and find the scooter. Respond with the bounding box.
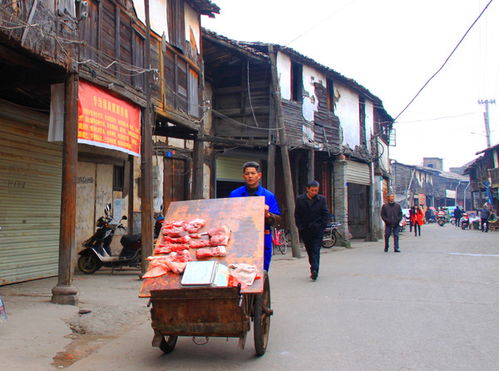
[77,205,163,274]
[460,213,470,230]
[437,215,446,227]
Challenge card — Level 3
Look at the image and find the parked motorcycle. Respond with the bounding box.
[77,204,163,274]
[322,221,342,248]
[437,215,446,227]
[460,213,470,230]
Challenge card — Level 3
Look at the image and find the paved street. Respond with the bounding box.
[2,223,499,370]
[62,223,498,371]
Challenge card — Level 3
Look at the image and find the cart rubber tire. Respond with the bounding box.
[77,253,102,274]
[159,336,178,354]
[321,231,337,248]
[254,274,271,356]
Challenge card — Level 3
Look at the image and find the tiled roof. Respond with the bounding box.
[202,29,268,59]
[189,0,220,17]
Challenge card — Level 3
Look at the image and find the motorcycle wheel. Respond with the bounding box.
[78,253,102,274]
[437,220,445,227]
[322,230,337,248]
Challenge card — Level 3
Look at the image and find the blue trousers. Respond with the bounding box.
[302,232,323,273]
[384,224,400,251]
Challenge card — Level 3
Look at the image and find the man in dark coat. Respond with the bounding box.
[381,193,403,253]
[454,206,462,227]
[294,180,330,281]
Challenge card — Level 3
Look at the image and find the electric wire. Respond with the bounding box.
[394,0,495,122]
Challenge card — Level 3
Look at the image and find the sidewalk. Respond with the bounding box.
[0,238,382,369]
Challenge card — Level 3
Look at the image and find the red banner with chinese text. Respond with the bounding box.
[78,81,141,156]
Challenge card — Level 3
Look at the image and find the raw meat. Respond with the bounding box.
[164,235,191,244]
[161,226,186,237]
[189,239,210,249]
[154,243,191,254]
[196,246,227,259]
[144,250,192,276]
[183,218,206,233]
[207,226,231,246]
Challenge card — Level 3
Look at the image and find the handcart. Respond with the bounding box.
[139,197,272,356]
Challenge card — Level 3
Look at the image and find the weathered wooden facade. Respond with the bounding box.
[0,0,219,301]
[464,144,499,211]
[202,30,393,242]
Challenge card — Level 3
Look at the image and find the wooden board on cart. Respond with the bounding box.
[139,197,265,297]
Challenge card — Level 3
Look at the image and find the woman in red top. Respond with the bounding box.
[411,205,424,236]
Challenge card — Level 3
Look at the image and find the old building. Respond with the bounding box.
[464,143,499,211]
[202,30,393,244]
[0,0,219,299]
[391,159,470,210]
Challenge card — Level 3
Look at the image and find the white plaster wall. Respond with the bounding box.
[133,0,168,38]
[276,52,291,100]
[365,100,374,151]
[203,163,210,199]
[335,84,359,147]
[302,65,325,122]
[185,2,200,53]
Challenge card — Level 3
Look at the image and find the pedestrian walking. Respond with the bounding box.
[294,180,330,281]
[408,206,415,232]
[411,205,424,236]
[480,205,491,233]
[229,161,280,271]
[454,206,462,227]
[381,193,403,252]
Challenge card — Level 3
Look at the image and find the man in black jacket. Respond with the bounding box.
[381,193,403,253]
[294,180,330,280]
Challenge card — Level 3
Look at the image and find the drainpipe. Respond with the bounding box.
[463,182,470,211]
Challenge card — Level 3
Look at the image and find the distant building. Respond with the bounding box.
[391,161,470,210]
[463,144,499,211]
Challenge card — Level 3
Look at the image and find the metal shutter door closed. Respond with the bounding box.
[0,105,62,285]
[345,160,370,185]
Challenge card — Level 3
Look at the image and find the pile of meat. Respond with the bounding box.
[143,218,231,278]
[154,219,231,259]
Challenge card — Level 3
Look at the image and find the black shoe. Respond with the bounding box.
[384,248,388,252]
[394,249,401,253]
[311,271,318,280]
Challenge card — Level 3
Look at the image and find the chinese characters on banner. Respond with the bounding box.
[78,81,141,156]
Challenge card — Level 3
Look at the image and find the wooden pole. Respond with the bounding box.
[268,45,301,258]
[127,154,135,234]
[307,149,315,182]
[140,0,154,274]
[267,82,276,192]
[51,73,79,305]
[192,63,205,200]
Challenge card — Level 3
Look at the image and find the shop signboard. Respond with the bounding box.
[78,81,141,156]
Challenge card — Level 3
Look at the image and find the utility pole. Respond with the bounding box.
[478,99,495,148]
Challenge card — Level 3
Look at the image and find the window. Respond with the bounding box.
[326,78,334,113]
[167,0,185,51]
[113,165,124,191]
[291,62,303,102]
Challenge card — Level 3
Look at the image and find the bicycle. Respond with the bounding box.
[272,227,289,255]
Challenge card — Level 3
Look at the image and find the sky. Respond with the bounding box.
[203,0,499,171]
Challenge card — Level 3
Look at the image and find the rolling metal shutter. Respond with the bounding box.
[0,103,62,285]
[345,160,371,185]
[216,156,256,181]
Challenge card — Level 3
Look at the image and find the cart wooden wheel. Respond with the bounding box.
[253,273,271,356]
[159,335,178,354]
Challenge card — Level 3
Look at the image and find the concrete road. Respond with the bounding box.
[61,223,498,371]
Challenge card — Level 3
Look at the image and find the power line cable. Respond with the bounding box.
[394,0,495,122]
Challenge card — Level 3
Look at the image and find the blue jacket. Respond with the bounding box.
[229,185,280,271]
